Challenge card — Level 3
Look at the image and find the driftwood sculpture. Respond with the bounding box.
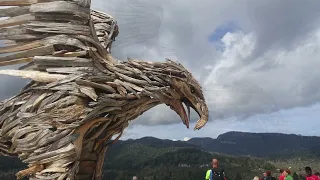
[0,0,209,179]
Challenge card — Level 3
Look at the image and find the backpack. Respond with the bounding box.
[210,168,225,180]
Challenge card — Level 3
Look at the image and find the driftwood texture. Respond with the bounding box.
[0,0,209,179]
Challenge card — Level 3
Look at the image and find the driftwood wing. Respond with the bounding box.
[0,0,118,77]
[0,1,122,179]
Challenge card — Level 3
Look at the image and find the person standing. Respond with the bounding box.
[305,167,319,180]
[283,169,293,180]
[279,169,285,180]
[205,159,227,180]
[262,170,276,180]
[261,172,267,180]
[253,176,260,180]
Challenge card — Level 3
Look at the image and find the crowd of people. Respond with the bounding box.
[131,158,319,180]
[205,158,320,180]
[255,167,320,180]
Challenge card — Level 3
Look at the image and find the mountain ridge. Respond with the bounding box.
[186,131,320,157]
[1,131,319,179]
[119,131,320,158]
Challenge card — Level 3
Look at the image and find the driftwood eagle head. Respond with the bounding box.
[119,58,209,130]
[0,0,208,179]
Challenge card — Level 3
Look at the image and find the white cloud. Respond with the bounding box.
[1,0,320,138]
[183,137,190,141]
[121,103,320,140]
[202,28,320,121]
[92,0,320,128]
[128,26,320,127]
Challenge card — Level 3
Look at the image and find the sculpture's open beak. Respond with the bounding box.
[169,97,208,130]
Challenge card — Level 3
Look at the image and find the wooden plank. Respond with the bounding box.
[30,1,90,19]
[61,51,87,57]
[33,56,93,67]
[0,24,49,42]
[0,57,33,66]
[0,25,27,39]
[0,69,67,83]
[46,67,93,74]
[42,35,91,51]
[94,23,111,31]
[2,40,16,45]
[79,85,98,101]
[75,79,116,93]
[89,16,99,42]
[0,33,46,41]
[34,12,87,25]
[0,6,30,17]
[52,50,88,57]
[23,143,75,164]
[0,41,42,54]
[97,37,104,42]
[26,22,90,35]
[72,0,91,8]
[91,15,113,23]
[91,9,114,20]
[0,0,38,6]
[0,14,35,28]
[0,45,54,62]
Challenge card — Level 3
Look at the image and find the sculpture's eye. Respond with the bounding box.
[190,86,195,93]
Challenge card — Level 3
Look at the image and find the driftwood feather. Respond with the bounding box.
[0,0,209,179]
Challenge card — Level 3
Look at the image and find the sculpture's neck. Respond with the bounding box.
[89,58,176,123]
[107,96,162,123]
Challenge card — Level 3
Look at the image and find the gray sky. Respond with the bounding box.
[1,0,320,140]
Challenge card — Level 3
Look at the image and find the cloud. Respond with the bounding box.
[209,22,239,42]
[242,0,320,59]
[94,0,320,128]
[121,103,320,140]
[1,0,320,138]
[203,28,320,121]
[183,137,190,141]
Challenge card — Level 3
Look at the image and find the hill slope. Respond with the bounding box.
[103,141,275,180]
[0,131,319,180]
[187,131,320,157]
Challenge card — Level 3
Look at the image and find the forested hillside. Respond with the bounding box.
[103,142,276,180]
[0,132,319,180]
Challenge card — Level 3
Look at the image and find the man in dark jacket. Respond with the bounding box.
[262,170,276,180]
[205,159,227,180]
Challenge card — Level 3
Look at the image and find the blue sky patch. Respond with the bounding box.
[208,21,239,42]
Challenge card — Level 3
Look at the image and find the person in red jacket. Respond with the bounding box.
[279,169,285,180]
[305,167,319,180]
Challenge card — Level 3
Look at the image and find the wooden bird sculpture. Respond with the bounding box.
[0,0,209,179]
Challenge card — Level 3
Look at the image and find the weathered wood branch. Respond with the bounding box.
[0,14,35,28]
[30,1,90,18]
[33,56,93,67]
[0,6,30,17]
[0,45,54,62]
[0,69,67,82]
